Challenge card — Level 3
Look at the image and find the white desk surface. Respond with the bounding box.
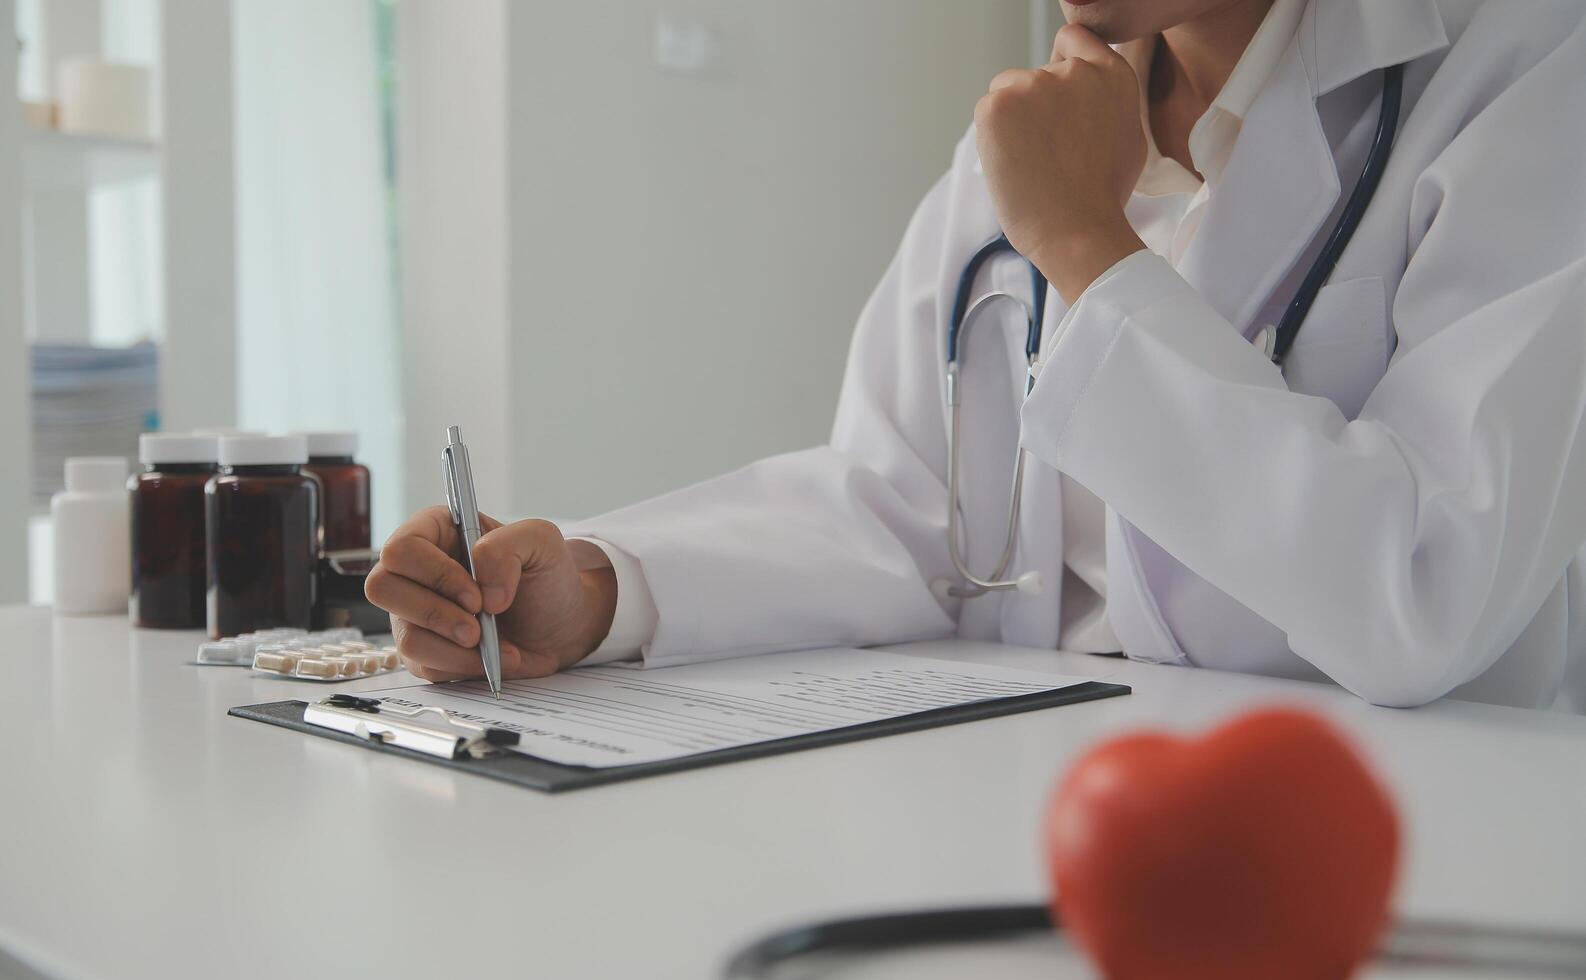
[1,604,1582,980]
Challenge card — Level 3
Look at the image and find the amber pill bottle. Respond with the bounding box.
[301,431,371,551]
[206,435,320,639]
[130,434,219,629]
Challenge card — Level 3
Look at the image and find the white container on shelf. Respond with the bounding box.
[50,457,131,615]
[21,101,55,130]
[56,59,153,141]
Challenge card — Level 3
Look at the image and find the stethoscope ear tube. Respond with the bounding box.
[944,288,1044,597]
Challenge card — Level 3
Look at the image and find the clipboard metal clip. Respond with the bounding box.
[304,694,521,760]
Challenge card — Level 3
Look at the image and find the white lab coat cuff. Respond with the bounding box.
[1020,249,1270,465]
[567,537,658,665]
[1021,249,1163,458]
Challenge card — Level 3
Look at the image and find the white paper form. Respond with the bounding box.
[361,648,1094,768]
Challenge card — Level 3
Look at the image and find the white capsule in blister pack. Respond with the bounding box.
[197,639,245,665]
[236,629,406,682]
[198,627,315,666]
[252,648,304,674]
[294,657,340,679]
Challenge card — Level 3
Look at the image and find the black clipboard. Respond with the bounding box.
[229,679,1129,793]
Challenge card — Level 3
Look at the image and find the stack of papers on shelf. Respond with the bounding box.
[30,342,158,501]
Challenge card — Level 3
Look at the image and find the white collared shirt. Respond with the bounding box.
[582,0,1305,663]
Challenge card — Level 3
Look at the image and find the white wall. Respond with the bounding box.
[396,1,1034,525]
[396,0,514,518]
[156,0,235,431]
[503,0,1031,521]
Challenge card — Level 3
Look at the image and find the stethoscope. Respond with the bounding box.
[939,63,1405,600]
[723,903,1586,977]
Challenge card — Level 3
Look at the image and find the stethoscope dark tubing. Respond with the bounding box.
[722,902,1586,978]
[1272,62,1405,364]
[948,236,1047,364]
[724,904,1054,977]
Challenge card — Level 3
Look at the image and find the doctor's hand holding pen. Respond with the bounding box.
[364,507,617,681]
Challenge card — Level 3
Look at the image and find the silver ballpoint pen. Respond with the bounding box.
[441,425,503,698]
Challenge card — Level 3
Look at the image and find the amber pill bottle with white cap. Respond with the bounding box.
[205,435,320,639]
[130,434,218,628]
[301,431,371,551]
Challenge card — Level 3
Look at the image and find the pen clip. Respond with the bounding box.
[441,446,463,526]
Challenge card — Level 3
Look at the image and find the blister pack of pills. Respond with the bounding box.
[196,628,402,682]
[197,627,329,665]
[254,639,401,680]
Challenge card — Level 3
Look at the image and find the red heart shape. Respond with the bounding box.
[1046,708,1400,980]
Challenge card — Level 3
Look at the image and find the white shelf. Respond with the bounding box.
[23,127,160,193]
[2,1,237,604]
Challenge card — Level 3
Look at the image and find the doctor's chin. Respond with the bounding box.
[3,0,1584,978]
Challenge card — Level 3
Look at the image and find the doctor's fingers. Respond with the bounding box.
[988,67,1054,94]
[1049,22,1117,65]
[469,519,570,615]
[371,515,482,613]
[988,26,1118,96]
[391,620,559,682]
[391,618,497,680]
[368,568,481,648]
[988,59,1099,105]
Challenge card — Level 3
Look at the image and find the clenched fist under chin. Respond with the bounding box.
[974,23,1148,304]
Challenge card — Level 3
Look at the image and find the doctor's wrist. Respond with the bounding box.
[1033,219,1146,307]
[577,566,620,657]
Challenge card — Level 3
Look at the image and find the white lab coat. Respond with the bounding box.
[574,0,1586,711]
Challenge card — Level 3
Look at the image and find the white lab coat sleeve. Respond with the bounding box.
[562,173,960,668]
[1020,27,1586,707]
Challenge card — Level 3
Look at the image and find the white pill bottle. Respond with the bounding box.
[51,456,132,615]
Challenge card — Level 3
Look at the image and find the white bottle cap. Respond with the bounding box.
[139,433,220,465]
[193,427,265,437]
[64,456,128,492]
[218,435,308,467]
[302,431,359,458]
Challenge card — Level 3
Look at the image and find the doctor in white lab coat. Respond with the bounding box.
[368,0,1586,710]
